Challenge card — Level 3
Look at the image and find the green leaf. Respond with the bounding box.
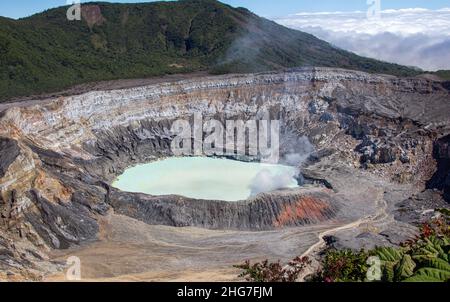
[382,262,396,282]
[375,247,404,262]
[405,268,450,282]
[421,258,450,272]
[414,237,449,262]
[403,274,443,282]
[394,255,416,280]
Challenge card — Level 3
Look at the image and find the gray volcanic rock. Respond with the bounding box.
[25,190,99,249]
[427,135,450,202]
[108,189,339,230]
[0,138,20,178]
[394,190,448,224]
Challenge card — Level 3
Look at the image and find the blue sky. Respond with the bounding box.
[1,0,450,19]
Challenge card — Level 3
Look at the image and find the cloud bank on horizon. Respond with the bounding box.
[275,8,450,71]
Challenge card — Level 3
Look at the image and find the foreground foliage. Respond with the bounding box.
[378,217,450,282]
[235,216,450,282]
[310,249,370,282]
[234,256,311,282]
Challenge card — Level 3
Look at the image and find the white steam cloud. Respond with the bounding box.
[274,8,450,71]
[249,168,299,196]
[249,136,315,196]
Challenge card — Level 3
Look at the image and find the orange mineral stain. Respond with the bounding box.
[273,196,329,227]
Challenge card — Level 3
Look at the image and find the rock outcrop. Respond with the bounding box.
[108,189,338,230]
[0,138,20,178]
[427,135,450,202]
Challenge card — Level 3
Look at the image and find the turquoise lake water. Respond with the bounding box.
[112,157,299,201]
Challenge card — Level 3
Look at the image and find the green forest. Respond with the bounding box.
[0,0,421,101]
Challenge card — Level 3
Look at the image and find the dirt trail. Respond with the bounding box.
[298,189,389,280]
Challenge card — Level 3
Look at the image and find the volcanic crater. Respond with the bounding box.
[0,67,449,281]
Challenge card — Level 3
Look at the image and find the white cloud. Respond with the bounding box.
[274,8,450,71]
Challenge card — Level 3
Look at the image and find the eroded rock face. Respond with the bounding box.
[108,189,338,230]
[0,138,20,178]
[427,135,450,202]
[0,67,449,279]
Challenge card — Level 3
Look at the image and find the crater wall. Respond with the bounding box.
[0,67,449,279]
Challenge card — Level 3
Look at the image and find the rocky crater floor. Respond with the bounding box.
[0,67,449,281]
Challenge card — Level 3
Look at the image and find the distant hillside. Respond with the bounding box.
[436,70,450,81]
[0,0,419,101]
